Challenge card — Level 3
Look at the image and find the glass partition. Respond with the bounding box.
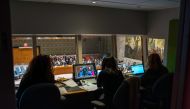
[82,35,113,68]
[36,35,76,75]
[36,36,76,66]
[12,36,33,81]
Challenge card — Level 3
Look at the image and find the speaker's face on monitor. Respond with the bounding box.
[74,64,96,80]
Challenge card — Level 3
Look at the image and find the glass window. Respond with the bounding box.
[36,35,76,75]
[82,35,113,67]
[36,36,76,66]
[117,35,143,67]
[12,36,33,81]
[148,38,165,60]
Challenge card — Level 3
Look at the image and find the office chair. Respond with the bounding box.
[91,77,140,109]
[113,77,140,109]
[19,83,64,109]
[141,73,173,109]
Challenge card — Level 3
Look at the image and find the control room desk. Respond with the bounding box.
[59,85,102,109]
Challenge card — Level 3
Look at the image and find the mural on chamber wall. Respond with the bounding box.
[148,38,165,60]
[117,35,142,66]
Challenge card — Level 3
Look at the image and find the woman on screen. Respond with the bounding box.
[16,55,55,104]
[97,56,124,109]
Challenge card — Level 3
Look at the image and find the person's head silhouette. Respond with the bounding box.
[102,56,117,70]
[23,55,54,82]
[148,53,162,69]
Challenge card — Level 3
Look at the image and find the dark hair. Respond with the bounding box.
[102,56,118,70]
[148,53,162,69]
[22,55,54,83]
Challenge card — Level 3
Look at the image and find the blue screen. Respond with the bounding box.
[14,65,28,78]
[131,64,144,74]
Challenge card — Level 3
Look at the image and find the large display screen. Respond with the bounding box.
[73,63,96,80]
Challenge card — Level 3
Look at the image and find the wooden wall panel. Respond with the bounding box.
[13,48,33,64]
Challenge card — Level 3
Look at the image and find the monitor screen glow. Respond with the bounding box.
[131,64,144,74]
[73,63,97,80]
[14,65,28,77]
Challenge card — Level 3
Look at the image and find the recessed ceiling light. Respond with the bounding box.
[92,1,96,4]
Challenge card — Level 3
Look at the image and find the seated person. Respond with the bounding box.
[97,56,124,109]
[141,53,168,92]
[16,55,55,105]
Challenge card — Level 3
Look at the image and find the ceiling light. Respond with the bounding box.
[92,1,96,4]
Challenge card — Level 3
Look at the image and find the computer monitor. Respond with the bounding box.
[14,65,28,78]
[73,63,97,81]
[14,65,21,77]
[131,64,144,75]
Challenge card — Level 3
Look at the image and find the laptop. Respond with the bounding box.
[130,64,144,75]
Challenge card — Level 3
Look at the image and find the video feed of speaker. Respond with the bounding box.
[74,64,96,80]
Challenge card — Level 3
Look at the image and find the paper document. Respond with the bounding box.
[63,79,78,87]
[82,83,98,91]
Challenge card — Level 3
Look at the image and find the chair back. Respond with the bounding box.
[152,73,173,100]
[19,83,62,109]
[113,76,140,109]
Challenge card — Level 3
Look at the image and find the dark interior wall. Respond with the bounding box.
[147,8,179,37]
[0,0,16,109]
[10,1,147,34]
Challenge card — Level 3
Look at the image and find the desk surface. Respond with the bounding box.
[14,73,100,97]
[56,79,98,95]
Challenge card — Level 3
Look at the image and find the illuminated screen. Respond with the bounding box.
[14,65,28,77]
[131,64,144,74]
[97,70,101,76]
[73,64,96,80]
